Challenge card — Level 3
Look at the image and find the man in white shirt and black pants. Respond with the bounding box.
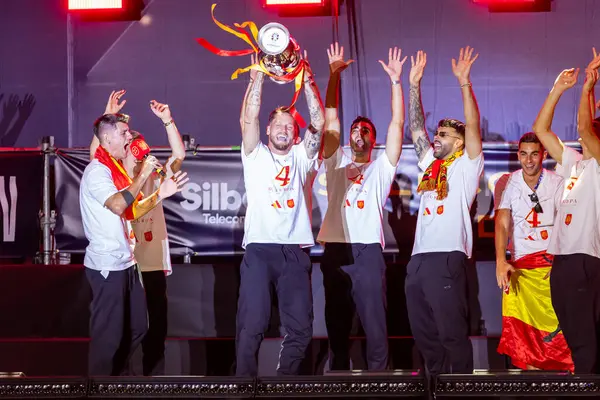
[532,52,600,373]
[316,43,406,371]
[235,54,325,377]
[80,114,186,376]
[405,47,483,380]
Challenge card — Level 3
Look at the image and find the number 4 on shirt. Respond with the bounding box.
[275,166,291,187]
[525,209,540,228]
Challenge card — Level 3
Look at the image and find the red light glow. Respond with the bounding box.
[265,0,324,5]
[68,0,123,10]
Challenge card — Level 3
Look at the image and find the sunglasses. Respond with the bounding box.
[434,131,462,140]
[528,192,544,213]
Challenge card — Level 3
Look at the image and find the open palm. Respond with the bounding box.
[452,46,479,83]
[378,47,407,81]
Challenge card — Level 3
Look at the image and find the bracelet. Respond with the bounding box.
[460,82,472,88]
[163,119,174,127]
[391,79,400,86]
[121,189,135,207]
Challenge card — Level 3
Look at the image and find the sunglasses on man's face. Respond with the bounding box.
[528,192,543,213]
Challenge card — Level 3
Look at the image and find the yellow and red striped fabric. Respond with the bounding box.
[497,251,574,372]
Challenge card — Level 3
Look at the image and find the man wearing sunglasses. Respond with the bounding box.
[405,47,483,380]
[532,50,600,374]
[494,133,572,372]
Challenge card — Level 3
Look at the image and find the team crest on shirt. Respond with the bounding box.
[436,205,444,215]
[144,231,153,242]
[357,200,365,209]
[541,230,549,240]
[129,230,135,239]
[565,214,572,225]
[287,199,295,208]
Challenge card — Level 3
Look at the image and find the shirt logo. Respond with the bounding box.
[287,199,295,208]
[566,177,578,191]
[541,230,548,240]
[272,200,282,209]
[436,205,444,215]
[144,231,153,242]
[357,200,365,209]
[423,207,431,216]
[565,214,572,225]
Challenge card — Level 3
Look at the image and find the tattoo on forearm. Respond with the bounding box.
[243,74,264,124]
[409,85,426,134]
[414,136,431,160]
[304,83,325,157]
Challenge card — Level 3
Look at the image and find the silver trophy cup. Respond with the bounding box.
[257,23,302,84]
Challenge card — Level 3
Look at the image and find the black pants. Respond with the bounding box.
[405,251,473,375]
[141,270,168,376]
[551,253,600,374]
[320,243,388,371]
[236,243,313,377]
[85,265,148,376]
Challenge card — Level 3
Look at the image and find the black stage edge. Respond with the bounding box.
[436,371,600,397]
[3,372,600,398]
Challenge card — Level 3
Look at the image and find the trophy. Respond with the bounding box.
[256,23,302,84]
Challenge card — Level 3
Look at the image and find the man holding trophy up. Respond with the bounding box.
[235,23,325,377]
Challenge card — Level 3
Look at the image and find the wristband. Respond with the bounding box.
[460,82,472,88]
[121,190,135,207]
[391,79,400,86]
[163,119,175,127]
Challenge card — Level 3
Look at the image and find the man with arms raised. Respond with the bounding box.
[494,132,572,371]
[80,113,186,376]
[405,47,482,378]
[532,50,600,373]
[316,43,406,371]
[236,53,325,377]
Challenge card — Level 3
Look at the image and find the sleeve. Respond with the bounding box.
[417,147,435,172]
[86,164,119,207]
[494,173,512,211]
[241,141,264,167]
[560,146,583,179]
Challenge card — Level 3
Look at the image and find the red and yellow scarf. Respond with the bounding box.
[94,146,141,220]
[417,150,463,200]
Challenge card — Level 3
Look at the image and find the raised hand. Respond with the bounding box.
[584,68,599,93]
[327,42,353,74]
[587,47,600,72]
[409,50,427,86]
[378,46,407,82]
[150,100,172,123]
[249,53,259,81]
[159,170,189,199]
[552,68,580,92]
[452,46,479,84]
[104,89,127,115]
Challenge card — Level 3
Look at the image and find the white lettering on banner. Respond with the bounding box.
[0,176,17,242]
[180,182,247,225]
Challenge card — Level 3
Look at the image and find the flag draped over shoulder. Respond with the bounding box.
[497,250,574,372]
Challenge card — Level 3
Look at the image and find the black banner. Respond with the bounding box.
[54,144,568,260]
[0,151,43,258]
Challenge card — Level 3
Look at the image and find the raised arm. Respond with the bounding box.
[532,69,579,165]
[378,47,407,165]
[451,46,481,159]
[578,50,600,163]
[150,100,185,162]
[301,53,326,159]
[408,50,431,163]
[322,43,353,159]
[240,53,264,155]
[90,90,127,160]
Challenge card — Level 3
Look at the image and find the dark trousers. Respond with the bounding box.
[405,251,473,375]
[320,243,388,371]
[141,270,168,376]
[85,265,148,376]
[236,243,313,377]
[551,254,600,374]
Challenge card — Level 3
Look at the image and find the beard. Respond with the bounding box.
[269,134,293,151]
[433,142,453,160]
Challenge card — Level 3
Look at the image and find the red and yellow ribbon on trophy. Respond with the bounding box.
[196,3,309,127]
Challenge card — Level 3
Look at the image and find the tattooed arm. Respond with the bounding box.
[240,70,265,156]
[302,64,326,159]
[408,51,431,163]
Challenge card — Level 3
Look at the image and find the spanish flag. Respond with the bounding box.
[497,251,574,372]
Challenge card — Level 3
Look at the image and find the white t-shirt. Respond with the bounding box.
[241,142,318,248]
[317,148,397,246]
[412,148,484,257]
[130,157,175,275]
[547,146,600,258]
[495,169,563,261]
[79,160,136,271]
